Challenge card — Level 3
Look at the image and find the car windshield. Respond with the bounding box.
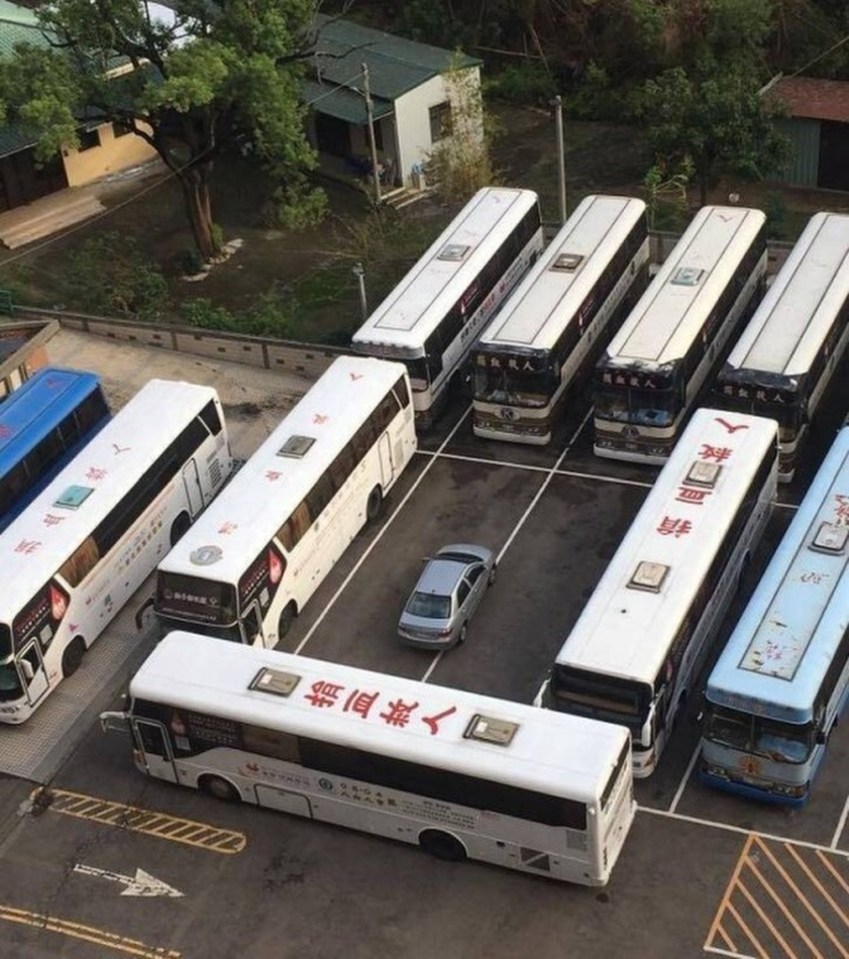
[406,592,451,619]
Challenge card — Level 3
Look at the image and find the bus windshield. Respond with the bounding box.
[550,665,651,732]
[594,387,678,427]
[704,705,813,763]
[474,361,556,408]
[156,572,237,628]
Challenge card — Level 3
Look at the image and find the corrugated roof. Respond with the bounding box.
[768,76,849,123]
[301,78,394,125]
[310,13,481,103]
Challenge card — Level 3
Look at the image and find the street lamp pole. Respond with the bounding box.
[353,262,368,322]
[552,95,567,225]
[362,63,382,203]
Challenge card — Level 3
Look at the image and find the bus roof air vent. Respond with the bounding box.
[54,484,94,510]
[277,435,315,459]
[628,561,669,593]
[810,521,848,554]
[551,252,584,272]
[250,667,301,697]
[671,267,704,287]
[464,713,519,746]
[438,243,471,262]
[683,461,721,489]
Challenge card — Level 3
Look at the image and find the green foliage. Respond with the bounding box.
[65,233,168,318]
[643,161,692,231]
[484,63,556,106]
[177,248,206,276]
[179,297,235,330]
[638,58,791,204]
[763,190,788,239]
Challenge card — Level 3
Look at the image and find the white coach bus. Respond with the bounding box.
[0,380,231,723]
[472,194,649,444]
[351,187,543,428]
[715,211,849,482]
[593,205,767,463]
[102,631,634,885]
[536,408,778,777]
[154,356,416,647]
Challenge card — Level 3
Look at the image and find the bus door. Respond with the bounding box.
[241,603,264,647]
[132,719,178,783]
[378,433,395,487]
[18,640,49,707]
[181,460,205,516]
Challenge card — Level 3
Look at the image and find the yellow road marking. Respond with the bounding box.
[716,923,737,952]
[0,904,180,958]
[784,843,849,930]
[32,788,246,854]
[817,850,849,898]
[737,877,799,959]
[727,900,771,959]
[755,837,849,959]
[744,855,823,959]
[706,834,756,949]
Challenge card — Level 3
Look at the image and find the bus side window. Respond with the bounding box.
[199,400,224,436]
[59,537,101,587]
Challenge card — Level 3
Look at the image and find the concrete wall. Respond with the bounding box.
[63,123,161,187]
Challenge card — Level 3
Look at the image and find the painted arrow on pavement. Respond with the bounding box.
[73,863,184,897]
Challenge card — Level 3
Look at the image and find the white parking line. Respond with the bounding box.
[293,406,473,655]
[831,793,849,850]
[669,742,702,814]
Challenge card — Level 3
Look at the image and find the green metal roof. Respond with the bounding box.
[310,14,481,105]
[301,78,394,125]
[0,2,53,157]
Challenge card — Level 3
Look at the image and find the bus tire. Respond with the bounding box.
[278,602,296,640]
[61,637,86,678]
[199,775,240,803]
[170,512,192,546]
[419,829,467,863]
[366,486,383,523]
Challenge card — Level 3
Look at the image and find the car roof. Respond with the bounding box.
[417,556,470,594]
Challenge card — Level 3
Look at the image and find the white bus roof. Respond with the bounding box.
[133,631,630,802]
[723,211,849,378]
[158,356,408,585]
[554,408,777,687]
[351,187,539,351]
[0,379,220,618]
[477,195,646,352]
[604,205,766,367]
[707,427,849,722]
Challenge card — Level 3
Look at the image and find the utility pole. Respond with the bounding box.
[551,95,567,225]
[362,63,382,202]
[352,262,368,322]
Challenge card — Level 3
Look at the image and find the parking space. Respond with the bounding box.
[2,329,849,959]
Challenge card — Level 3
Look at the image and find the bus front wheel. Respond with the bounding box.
[366,486,383,523]
[278,602,296,640]
[61,637,86,678]
[200,775,240,803]
[419,829,467,863]
[170,512,192,546]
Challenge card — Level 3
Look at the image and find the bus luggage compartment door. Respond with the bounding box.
[378,433,394,487]
[254,784,312,818]
[181,460,205,516]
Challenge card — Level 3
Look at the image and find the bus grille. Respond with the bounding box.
[209,458,224,488]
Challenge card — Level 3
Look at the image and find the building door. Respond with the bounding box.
[0,149,68,212]
[817,121,849,191]
[315,113,352,158]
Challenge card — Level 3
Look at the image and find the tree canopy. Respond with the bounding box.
[0,0,329,259]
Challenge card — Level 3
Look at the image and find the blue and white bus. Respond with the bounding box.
[0,366,110,532]
[700,426,849,804]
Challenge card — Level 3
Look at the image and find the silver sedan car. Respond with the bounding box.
[398,544,496,649]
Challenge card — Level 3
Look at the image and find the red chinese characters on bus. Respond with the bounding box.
[656,516,693,537]
[834,494,849,526]
[699,444,733,463]
[304,680,458,736]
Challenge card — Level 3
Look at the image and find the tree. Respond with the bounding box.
[638,59,790,205]
[0,0,328,260]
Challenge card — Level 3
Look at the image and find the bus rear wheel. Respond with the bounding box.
[419,830,467,863]
[278,602,296,640]
[200,775,239,803]
[61,637,86,678]
[366,486,383,523]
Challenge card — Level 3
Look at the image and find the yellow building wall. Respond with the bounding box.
[62,122,161,187]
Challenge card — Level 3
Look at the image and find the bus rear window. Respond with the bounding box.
[550,665,650,724]
[156,572,236,625]
[0,623,11,659]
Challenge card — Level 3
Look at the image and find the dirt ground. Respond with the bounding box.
[2,101,848,341]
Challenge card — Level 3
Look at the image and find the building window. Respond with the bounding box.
[429,102,451,143]
[77,128,101,152]
[112,120,133,139]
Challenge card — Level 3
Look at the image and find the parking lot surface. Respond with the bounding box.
[0,327,846,959]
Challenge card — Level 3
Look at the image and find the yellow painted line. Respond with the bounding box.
[754,837,849,959]
[0,904,180,958]
[716,922,737,952]
[726,900,771,959]
[784,843,849,930]
[32,788,246,854]
[745,855,823,959]
[816,850,849,898]
[737,877,799,959]
[706,834,756,949]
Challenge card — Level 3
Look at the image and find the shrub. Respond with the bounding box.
[484,63,557,106]
[179,298,234,330]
